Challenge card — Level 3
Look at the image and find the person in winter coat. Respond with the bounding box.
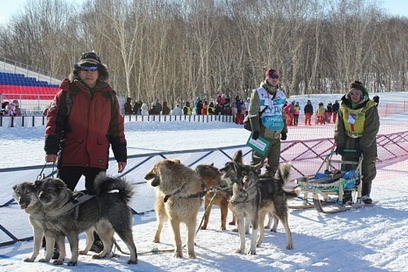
[201,101,208,115]
[332,100,340,123]
[316,102,325,125]
[124,97,132,114]
[194,96,202,115]
[141,102,149,116]
[44,51,127,253]
[133,100,142,115]
[45,51,127,191]
[171,104,182,115]
[247,68,288,177]
[153,99,162,114]
[283,102,292,126]
[326,102,333,123]
[293,102,300,126]
[183,102,192,115]
[162,101,171,115]
[304,100,313,126]
[208,102,216,115]
[334,80,380,204]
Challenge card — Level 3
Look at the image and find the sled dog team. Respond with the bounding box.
[12,150,296,265]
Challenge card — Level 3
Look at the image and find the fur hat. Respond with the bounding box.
[265,69,279,79]
[70,51,109,81]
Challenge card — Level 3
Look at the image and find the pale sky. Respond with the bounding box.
[0,0,408,25]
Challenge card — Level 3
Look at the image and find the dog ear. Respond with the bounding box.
[168,159,181,165]
[233,150,243,164]
[34,179,43,187]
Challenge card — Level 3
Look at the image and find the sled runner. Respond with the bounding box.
[291,150,374,214]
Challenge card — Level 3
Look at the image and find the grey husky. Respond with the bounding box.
[13,181,67,263]
[34,174,138,266]
[219,150,294,255]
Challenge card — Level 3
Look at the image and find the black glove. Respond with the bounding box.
[280,133,287,140]
[335,146,344,155]
[252,131,259,140]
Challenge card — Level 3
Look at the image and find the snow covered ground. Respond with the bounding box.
[0,92,407,271]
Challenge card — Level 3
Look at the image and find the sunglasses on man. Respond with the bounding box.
[80,66,98,72]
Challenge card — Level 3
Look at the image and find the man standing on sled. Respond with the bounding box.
[247,69,288,177]
[334,80,379,204]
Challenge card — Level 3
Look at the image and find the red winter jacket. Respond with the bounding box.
[45,78,127,169]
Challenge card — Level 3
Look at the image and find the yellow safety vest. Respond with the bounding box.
[340,100,376,138]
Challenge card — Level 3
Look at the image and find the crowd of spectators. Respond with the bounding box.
[122,94,247,124]
[122,95,379,127]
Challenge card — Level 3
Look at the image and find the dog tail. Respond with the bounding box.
[277,162,292,186]
[94,173,134,203]
[278,162,301,199]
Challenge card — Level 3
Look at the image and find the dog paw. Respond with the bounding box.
[38,258,48,263]
[53,260,64,265]
[127,259,138,264]
[152,238,160,243]
[92,254,103,259]
[228,222,236,226]
[67,261,77,266]
[286,244,293,250]
[188,253,196,259]
[79,250,88,255]
[200,226,207,230]
[247,250,257,255]
[23,258,35,262]
[173,251,183,258]
[220,226,226,230]
[235,248,243,254]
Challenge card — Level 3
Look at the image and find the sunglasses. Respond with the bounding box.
[270,75,279,79]
[80,66,98,72]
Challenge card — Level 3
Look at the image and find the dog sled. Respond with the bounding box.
[291,150,374,214]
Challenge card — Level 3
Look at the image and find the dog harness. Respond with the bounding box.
[45,194,95,218]
[164,182,207,203]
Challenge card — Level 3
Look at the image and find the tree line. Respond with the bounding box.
[0,0,407,107]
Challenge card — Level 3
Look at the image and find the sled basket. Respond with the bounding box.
[291,150,364,213]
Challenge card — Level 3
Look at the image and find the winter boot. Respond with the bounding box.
[342,191,352,204]
[90,232,104,253]
[362,182,373,204]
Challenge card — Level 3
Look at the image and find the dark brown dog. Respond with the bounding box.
[195,163,236,230]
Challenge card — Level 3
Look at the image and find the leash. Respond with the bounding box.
[195,189,219,235]
[36,162,56,180]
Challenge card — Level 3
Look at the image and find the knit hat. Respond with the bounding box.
[78,51,101,66]
[265,69,279,79]
[71,51,109,81]
[349,80,364,92]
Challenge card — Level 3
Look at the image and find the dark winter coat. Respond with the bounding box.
[304,103,313,114]
[44,78,127,170]
[334,91,379,160]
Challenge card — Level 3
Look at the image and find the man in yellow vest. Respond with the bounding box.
[334,80,379,204]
